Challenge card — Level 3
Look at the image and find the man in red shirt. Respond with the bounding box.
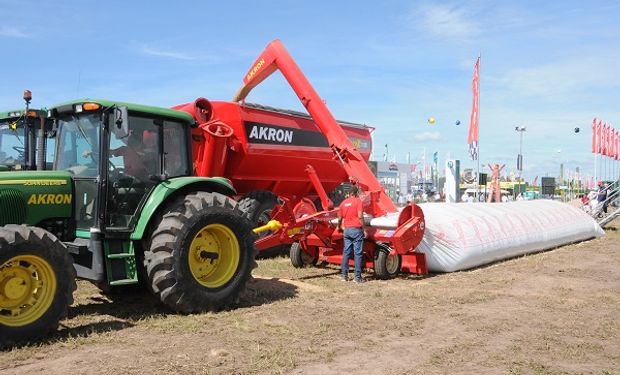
[337,185,366,283]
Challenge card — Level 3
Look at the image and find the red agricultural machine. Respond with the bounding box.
[174,40,427,277]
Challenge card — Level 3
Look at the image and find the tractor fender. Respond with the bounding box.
[130,176,236,240]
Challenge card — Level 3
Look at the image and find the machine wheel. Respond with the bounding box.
[0,225,76,347]
[239,190,287,258]
[144,192,256,313]
[289,242,318,268]
[373,244,401,280]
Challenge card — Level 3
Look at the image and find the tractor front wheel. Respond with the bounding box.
[0,225,76,347]
[144,192,256,313]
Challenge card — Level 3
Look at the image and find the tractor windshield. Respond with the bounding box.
[54,113,101,229]
[55,113,100,177]
[0,120,25,168]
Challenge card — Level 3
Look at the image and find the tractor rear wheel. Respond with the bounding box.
[289,242,318,268]
[144,192,256,313]
[373,243,401,280]
[239,190,287,258]
[0,225,76,347]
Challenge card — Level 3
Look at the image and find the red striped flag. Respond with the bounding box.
[591,118,597,153]
[615,128,619,160]
[468,56,480,161]
[606,125,612,157]
[596,120,603,154]
[602,123,608,156]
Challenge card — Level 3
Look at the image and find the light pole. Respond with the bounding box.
[515,126,526,195]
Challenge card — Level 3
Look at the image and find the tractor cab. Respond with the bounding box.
[49,100,193,231]
[0,109,54,171]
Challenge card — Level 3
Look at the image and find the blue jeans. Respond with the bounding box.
[342,227,364,279]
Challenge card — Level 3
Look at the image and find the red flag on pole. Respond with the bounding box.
[606,125,610,156]
[607,124,612,156]
[615,128,619,160]
[468,56,480,161]
[612,130,620,160]
[606,125,612,157]
[591,118,597,153]
[613,128,617,159]
[602,123,608,156]
[612,127,616,159]
[596,120,603,154]
[616,129,619,160]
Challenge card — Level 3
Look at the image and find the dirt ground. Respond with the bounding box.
[1,219,619,375]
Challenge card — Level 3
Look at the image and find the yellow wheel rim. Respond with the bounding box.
[188,224,240,288]
[0,255,57,327]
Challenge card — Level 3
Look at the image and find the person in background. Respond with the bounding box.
[581,194,591,213]
[397,192,407,207]
[337,186,366,283]
[596,181,608,214]
[111,130,151,181]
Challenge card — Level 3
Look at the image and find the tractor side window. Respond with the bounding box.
[0,121,26,168]
[163,121,189,177]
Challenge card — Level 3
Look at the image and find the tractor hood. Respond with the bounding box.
[0,170,73,225]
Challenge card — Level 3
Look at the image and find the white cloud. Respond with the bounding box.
[410,4,480,40]
[414,131,442,141]
[139,44,197,61]
[492,53,620,99]
[0,26,30,38]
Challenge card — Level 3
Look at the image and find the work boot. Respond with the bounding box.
[353,277,366,284]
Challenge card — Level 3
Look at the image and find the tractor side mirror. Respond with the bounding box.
[110,106,129,139]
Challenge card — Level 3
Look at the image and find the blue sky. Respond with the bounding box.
[1,0,619,182]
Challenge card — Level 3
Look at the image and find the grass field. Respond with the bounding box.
[1,220,618,374]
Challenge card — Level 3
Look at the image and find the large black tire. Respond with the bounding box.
[373,243,401,280]
[239,190,287,258]
[144,192,256,313]
[0,225,76,348]
[289,242,318,268]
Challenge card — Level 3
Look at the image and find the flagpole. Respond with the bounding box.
[594,153,597,183]
[593,119,597,183]
[423,147,427,185]
[476,53,481,201]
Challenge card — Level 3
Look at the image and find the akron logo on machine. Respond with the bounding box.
[244,122,329,147]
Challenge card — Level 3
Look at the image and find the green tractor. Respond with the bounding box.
[0,108,54,171]
[0,99,257,347]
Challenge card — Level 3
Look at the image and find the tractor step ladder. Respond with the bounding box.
[104,239,138,286]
